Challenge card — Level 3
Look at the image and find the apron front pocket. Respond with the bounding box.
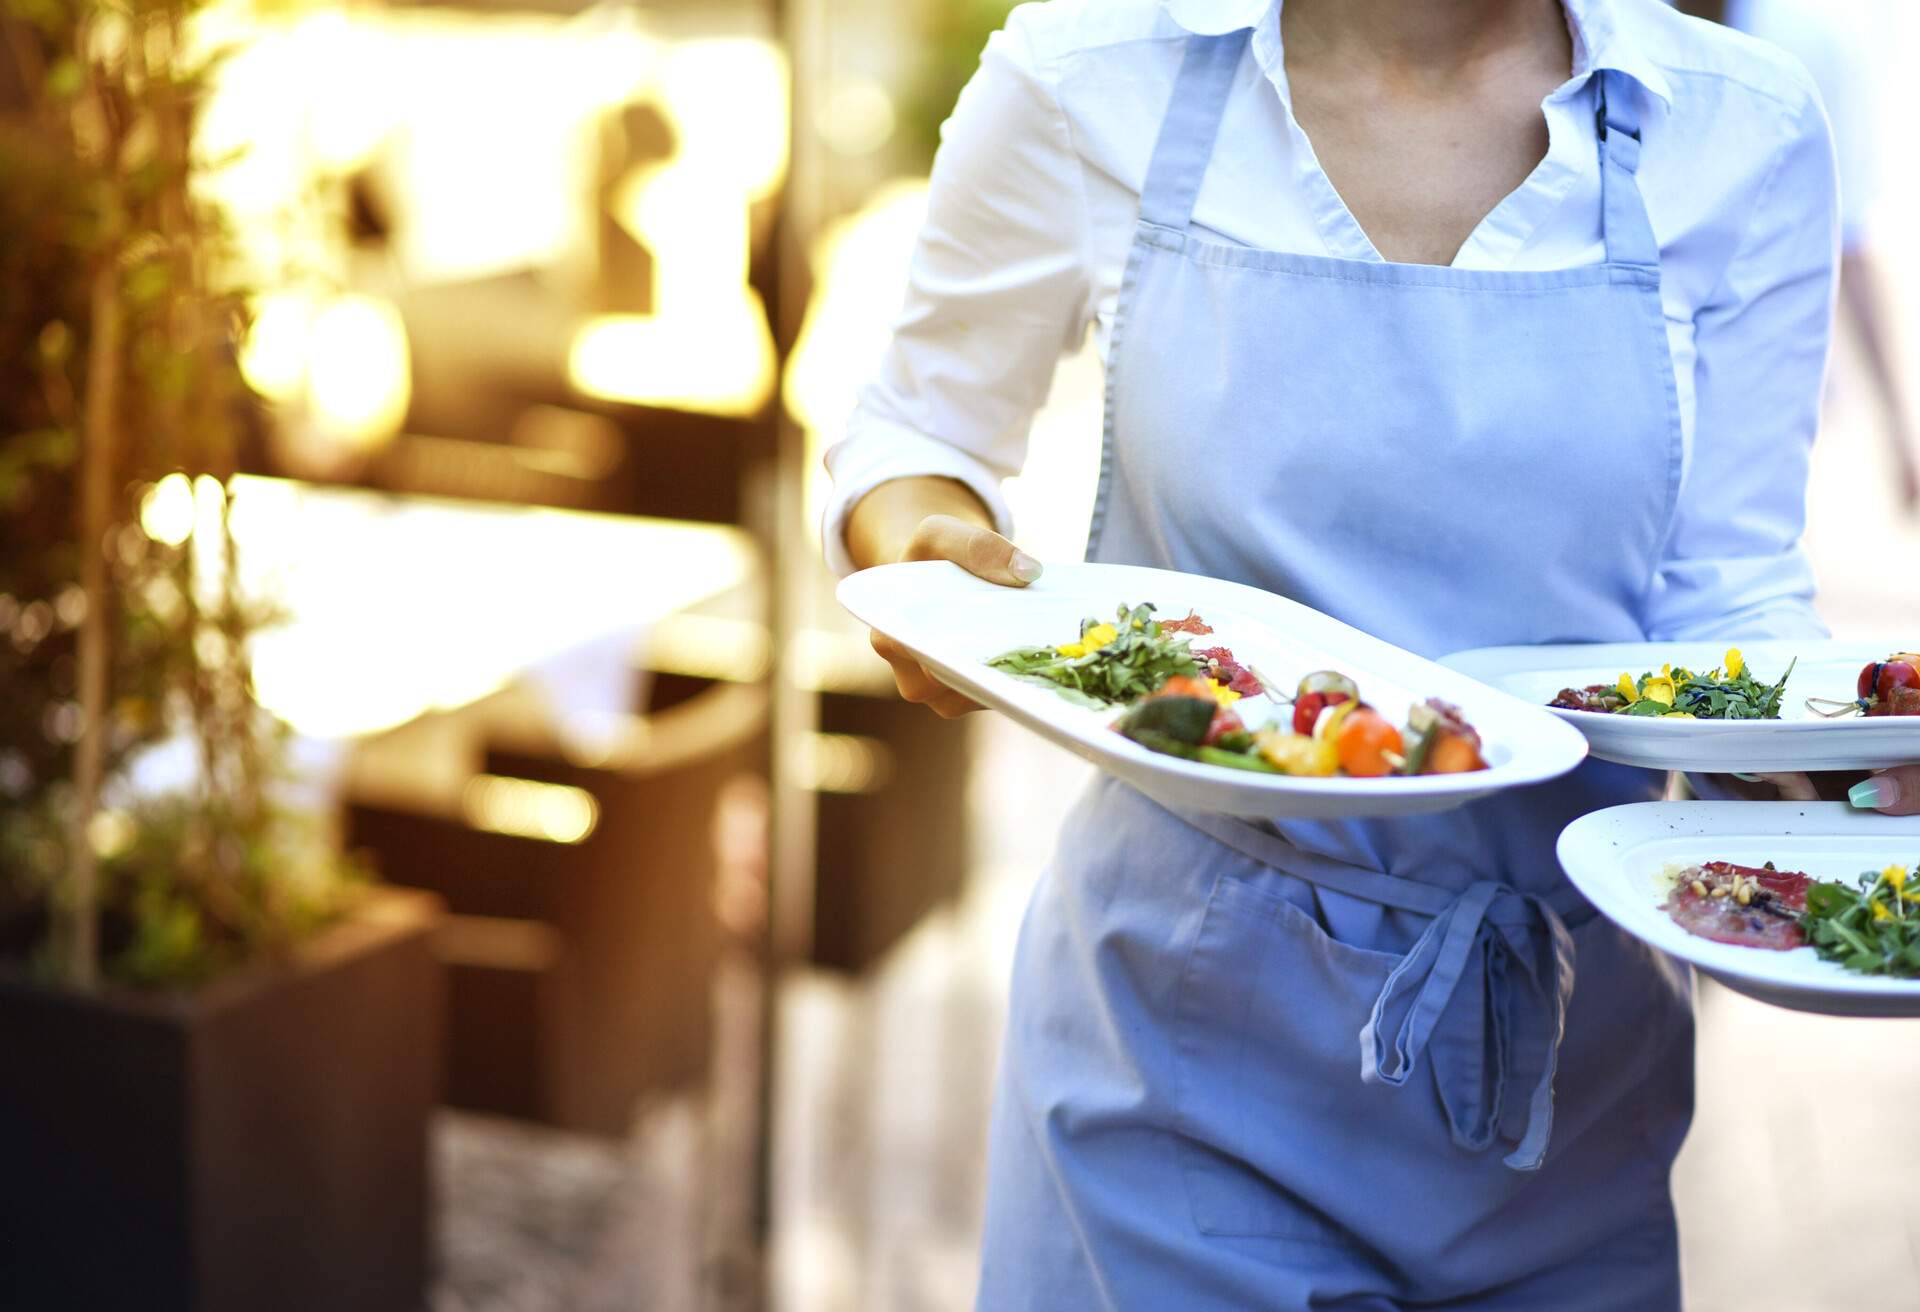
[1171,868,1402,1242]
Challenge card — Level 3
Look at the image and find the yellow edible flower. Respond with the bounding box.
[1884,864,1910,892]
[1874,900,1896,922]
[1057,622,1118,659]
[1617,673,1639,703]
[1641,676,1676,707]
[1212,686,1242,707]
[1725,648,1744,679]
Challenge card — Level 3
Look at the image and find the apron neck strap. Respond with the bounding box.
[1142,44,1663,273]
[1595,69,1660,270]
[1139,30,1250,231]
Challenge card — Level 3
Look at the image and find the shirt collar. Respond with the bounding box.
[1160,0,1674,108]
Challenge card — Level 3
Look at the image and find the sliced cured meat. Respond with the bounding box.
[1663,861,1812,951]
[1158,612,1213,636]
[1550,684,1625,713]
[1192,646,1264,697]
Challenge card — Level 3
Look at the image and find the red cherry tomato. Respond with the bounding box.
[1877,661,1919,703]
[1293,689,1351,736]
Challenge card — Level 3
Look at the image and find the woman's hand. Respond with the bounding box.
[1848,766,1918,816]
[1739,767,1919,815]
[844,477,1042,719]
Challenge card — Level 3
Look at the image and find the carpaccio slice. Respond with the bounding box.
[1158,612,1213,636]
[1191,645,1264,697]
[1662,861,1812,951]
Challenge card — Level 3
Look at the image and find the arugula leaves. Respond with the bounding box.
[1618,658,1795,720]
[1801,862,1920,978]
[987,602,1199,708]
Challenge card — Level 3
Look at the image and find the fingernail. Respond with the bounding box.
[1732,772,1761,783]
[1850,775,1901,810]
[1008,551,1043,583]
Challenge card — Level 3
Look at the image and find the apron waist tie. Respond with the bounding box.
[1169,803,1581,1173]
[1360,881,1575,1171]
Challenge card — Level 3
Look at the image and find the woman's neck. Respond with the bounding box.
[1282,0,1570,78]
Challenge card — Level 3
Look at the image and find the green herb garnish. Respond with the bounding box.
[1615,651,1795,720]
[987,602,1200,708]
[1801,861,1920,978]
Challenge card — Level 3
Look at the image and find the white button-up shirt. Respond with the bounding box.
[822,0,1836,640]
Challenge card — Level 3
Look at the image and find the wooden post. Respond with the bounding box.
[65,254,120,991]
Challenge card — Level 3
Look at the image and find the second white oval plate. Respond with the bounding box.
[1442,641,1919,772]
[838,561,1588,820]
[1558,801,1920,1017]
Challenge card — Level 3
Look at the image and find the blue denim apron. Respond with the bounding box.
[978,32,1695,1310]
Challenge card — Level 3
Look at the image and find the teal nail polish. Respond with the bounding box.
[1850,776,1900,810]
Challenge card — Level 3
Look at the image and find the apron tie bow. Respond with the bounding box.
[1359,880,1577,1171]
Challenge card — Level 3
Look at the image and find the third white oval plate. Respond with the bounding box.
[1558,801,1920,1017]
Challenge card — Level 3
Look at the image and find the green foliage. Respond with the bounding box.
[988,602,1202,708]
[1617,658,1795,720]
[0,0,353,989]
[1801,864,1920,978]
[897,0,1021,170]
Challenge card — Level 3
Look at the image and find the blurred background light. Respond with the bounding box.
[462,774,600,844]
[306,294,412,449]
[817,79,897,157]
[238,293,314,403]
[140,473,196,547]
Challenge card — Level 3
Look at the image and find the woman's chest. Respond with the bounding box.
[1285,71,1562,266]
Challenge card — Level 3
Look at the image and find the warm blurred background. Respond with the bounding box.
[0,0,1913,1310]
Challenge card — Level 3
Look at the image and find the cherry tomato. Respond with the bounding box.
[1877,661,1919,703]
[1293,689,1351,736]
[1334,707,1404,778]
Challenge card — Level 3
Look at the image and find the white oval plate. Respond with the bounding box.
[1557,801,1920,1017]
[837,561,1588,820]
[1442,641,1919,772]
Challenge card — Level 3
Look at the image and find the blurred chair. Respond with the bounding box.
[346,673,767,1135]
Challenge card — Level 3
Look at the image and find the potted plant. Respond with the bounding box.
[0,3,442,1309]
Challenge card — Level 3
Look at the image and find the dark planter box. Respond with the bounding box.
[0,886,444,1312]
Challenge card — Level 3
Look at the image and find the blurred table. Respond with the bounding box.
[228,475,758,742]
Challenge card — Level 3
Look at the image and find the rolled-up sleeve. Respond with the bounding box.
[1642,85,1839,643]
[818,8,1094,575]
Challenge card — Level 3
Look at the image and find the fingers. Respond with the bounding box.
[1755,772,1821,803]
[1852,766,1920,816]
[870,629,981,717]
[871,514,1026,718]
[903,515,1042,587]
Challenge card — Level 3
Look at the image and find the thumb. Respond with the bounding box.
[905,514,1044,587]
